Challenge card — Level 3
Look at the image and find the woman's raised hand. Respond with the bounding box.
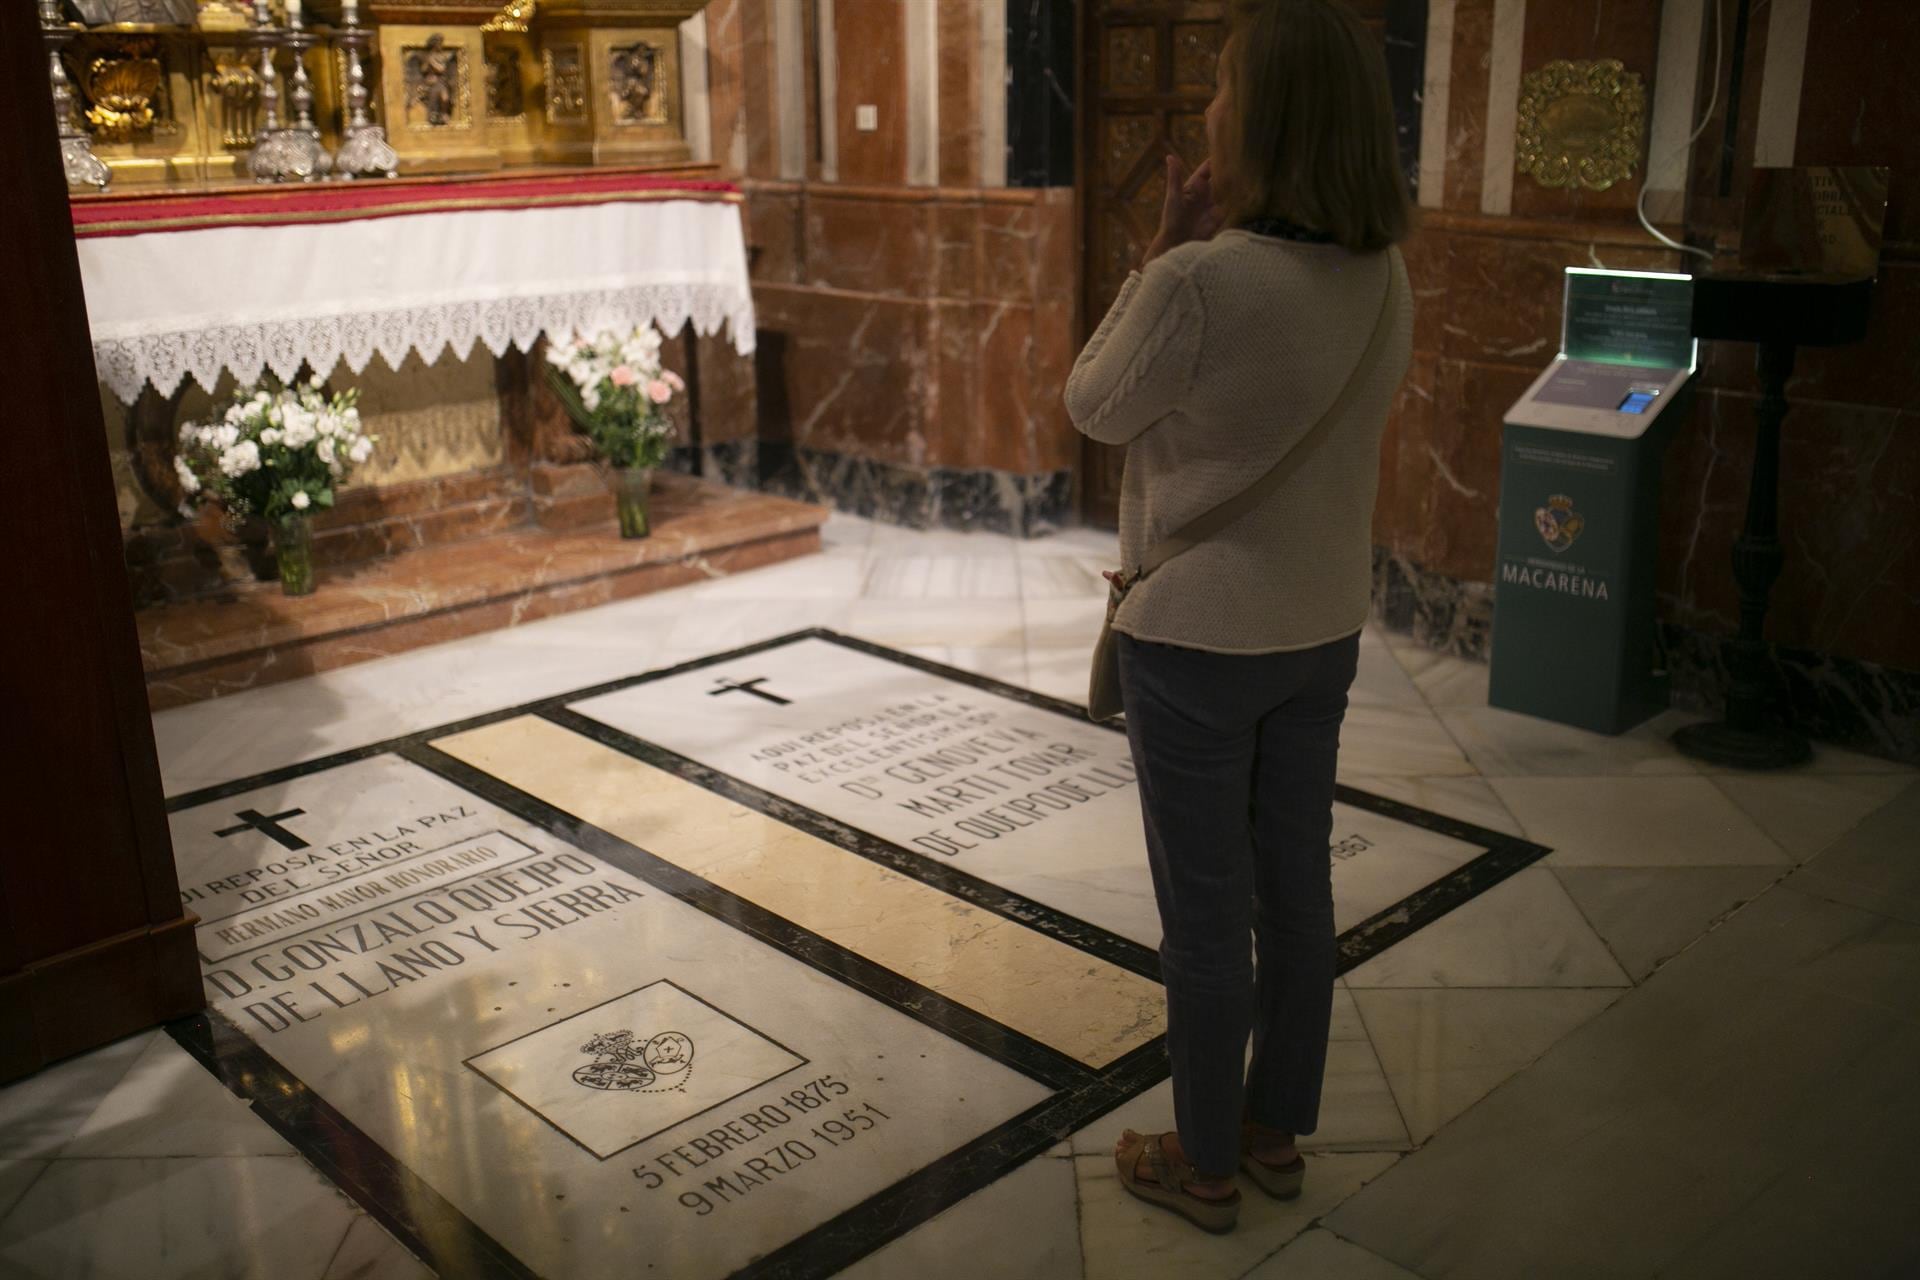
[1143,155,1224,267]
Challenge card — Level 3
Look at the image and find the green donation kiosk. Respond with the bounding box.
[1488,268,1697,734]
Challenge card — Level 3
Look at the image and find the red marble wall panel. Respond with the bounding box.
[1439,233,1680,363]
[930,299,979,465]
[747,184,805,284]
[1374,349,1439,556]
[833,0,909,186]
[979,198,1042,304]
[751,283,930,467]
[1030,190,1082,474]
[695,330,758,446]
[1657,390,1920,670]
[1398,222,1450,356]
[1507,0,1663,221]
[1423,356,1536,581]
[934,201,981,299]
[803,191,935,296]
[974,300,1038,474]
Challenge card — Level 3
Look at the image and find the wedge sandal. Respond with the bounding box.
[1239,1122,1305,1200]
[1239,1150,1305,1200]
[1114,1130,1241,1234]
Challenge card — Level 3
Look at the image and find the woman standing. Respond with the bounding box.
[1063,0,1414,1234]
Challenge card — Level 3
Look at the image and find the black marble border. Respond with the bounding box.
[1384,0,1430,198]
[163,629,1554,1280]
[1006,0,1076,188]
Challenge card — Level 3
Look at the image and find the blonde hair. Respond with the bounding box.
[1222,0,1414,252]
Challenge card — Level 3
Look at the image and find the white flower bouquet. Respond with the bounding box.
[544,325,686,537]
[174,380,374,595]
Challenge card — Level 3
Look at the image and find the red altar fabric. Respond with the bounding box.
[69,168,742,239]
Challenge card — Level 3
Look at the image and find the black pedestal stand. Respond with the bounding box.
[1672,273,1874,770]
[1671,341,1809,767]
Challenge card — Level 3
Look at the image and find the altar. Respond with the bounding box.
[72,167,756,404]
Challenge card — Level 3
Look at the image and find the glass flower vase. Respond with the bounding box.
[271,514,316,597]
[608,467,654,539]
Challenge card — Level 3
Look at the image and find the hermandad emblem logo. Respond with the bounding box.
[573,1029,695,1093]
[1533,494,1585,553]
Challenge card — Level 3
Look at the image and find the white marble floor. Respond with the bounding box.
[4,513,1914,1280]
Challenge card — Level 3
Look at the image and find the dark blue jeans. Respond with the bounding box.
[1116,629,1360,1177]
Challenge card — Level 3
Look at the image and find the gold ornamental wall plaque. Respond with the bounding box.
[1515,59,1646,192]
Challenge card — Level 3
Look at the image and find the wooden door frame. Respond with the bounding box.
[1,3,203,1080]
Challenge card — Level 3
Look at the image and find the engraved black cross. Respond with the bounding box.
[709,677,792,706]
[214,808,310,851]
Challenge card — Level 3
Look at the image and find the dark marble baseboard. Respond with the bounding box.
[1655,625,1920,765]
[1370,547,1920,765]
[753,442,1072,538]
[666,439,761,492]
[1371,548,1496,659]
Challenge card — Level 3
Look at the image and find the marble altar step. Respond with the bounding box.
[125,467,535,607]
[136,475,827,710]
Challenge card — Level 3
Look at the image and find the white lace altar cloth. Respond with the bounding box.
[77,198,756,403]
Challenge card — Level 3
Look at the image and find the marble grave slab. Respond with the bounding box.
[161,631,1548,1279]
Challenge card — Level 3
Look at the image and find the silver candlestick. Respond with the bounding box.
[333,0,396,178]
[247,1,321,182]
[39,0,110,190]
[280,4,333,180]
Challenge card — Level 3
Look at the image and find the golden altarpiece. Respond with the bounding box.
[51,0,793,711]
[49,0,700,185]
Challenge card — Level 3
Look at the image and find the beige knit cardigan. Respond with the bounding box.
[1064,229,1413,654]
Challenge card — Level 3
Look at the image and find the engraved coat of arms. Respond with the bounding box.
[1533,494,1585,553]
[573,1029,695,1093]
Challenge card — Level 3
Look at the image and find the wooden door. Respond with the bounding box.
[1076,1,1391,528]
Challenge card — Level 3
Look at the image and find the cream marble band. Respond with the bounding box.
[774,0,808,180]
[1480,0,1528,216]
[1643,0,1709,225]
[980,0,1009,187]
[433,715,1169,1069]
[905,0,941,186]
[817,0,840,181]
[680,9,713,165]
[1418,0,1457,210]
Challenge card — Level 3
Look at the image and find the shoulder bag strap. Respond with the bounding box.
[1127,247,1403,586]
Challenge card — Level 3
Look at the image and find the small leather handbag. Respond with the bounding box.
[1088,254,1402,722]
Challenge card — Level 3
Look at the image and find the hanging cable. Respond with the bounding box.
[1638,0,1726,263]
